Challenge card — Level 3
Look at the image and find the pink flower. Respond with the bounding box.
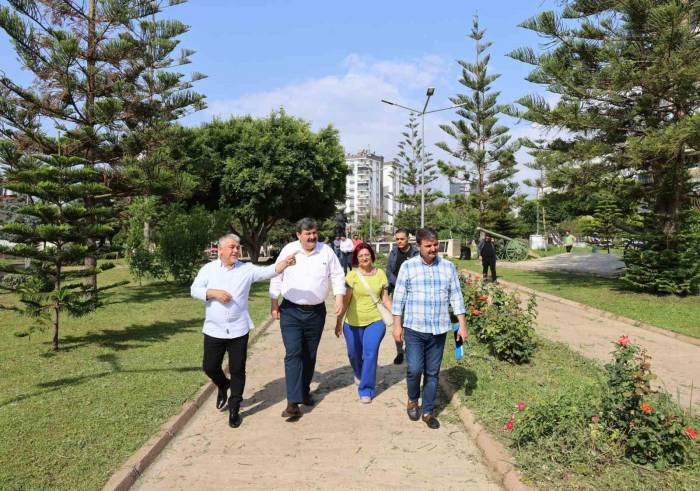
[479,295,489,302]
[618,335,630,346]
[504,419,514,431]
[591,415,599,423]
[516,402,525,411]
[685,427,698,439]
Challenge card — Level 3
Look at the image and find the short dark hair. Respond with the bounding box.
[351,242,376,266]
[395,227,409,236]
[296,217,318,233]
[416,227,438,244]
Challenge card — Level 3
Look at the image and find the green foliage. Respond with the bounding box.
[592,193,622,253]
[156,206,213,284]
[461,274,537,363]
[437,16,520,228]
[121,197,164,284]
[432,197,478,242]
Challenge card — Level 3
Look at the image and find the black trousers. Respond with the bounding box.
[482,256,497,282]
[202,333,249,413]
[565,245,573,253]
[279,302,325,403]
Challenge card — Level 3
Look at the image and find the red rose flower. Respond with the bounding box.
[516,402,525,411]
[479,295,489,302]
[640,402,652,414]
[471,308,481,316]
[618,335,630,346]
[685,427,698,439]
[591,415,599,423]
[504,419,514,431]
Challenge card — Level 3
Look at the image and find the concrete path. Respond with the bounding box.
[134,306,501,490]
[506,253,625,278]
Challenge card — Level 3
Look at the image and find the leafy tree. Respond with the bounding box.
[508,0,700,293]
[437,16,519,229]
[0,0,205,295]
[186,111,347,262]
[156,205,212,284]
[0,145,119,351]
[121,196,163,284]
[432,196,478,242]
[356,214,384,242]
[593,193,622,254]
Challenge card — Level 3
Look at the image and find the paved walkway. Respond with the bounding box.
[134,305,500,490]
[506,252,625,278]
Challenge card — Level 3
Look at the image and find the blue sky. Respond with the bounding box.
[0,0,561,193]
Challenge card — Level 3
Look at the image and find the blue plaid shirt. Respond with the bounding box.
[391,255,465,335]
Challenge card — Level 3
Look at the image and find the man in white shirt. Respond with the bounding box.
[339,233,355,274]
[191,233,296,428]
[270,217,346,420]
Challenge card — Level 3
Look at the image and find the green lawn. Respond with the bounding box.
[0,266,271,490]
[453,258,700,339]
[442,337,700,490]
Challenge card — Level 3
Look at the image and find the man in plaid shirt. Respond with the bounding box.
[391,227,469,429]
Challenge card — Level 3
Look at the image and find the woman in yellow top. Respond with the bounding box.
[335,243,392,403]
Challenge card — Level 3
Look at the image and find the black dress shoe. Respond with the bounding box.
[406,400,420,421]
[422,414,440,429]
[302,394,315,406]
[393,353,404,365]
[228,411,242,428]
[281,402,301,419]
[216,388,228,411]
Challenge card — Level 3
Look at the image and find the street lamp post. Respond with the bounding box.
[382,88,468,228]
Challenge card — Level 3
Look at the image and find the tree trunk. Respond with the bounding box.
[52,303,60,351]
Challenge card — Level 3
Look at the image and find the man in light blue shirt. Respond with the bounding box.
[392,227,468,430]
[191,233,296,428]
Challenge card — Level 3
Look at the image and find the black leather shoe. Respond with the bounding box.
[393,353,404,365]
[228,411,242,428]
[216,388,227,411]
[422,413,440,429]
[281,402,301,420]
[406,400,420,421]
[302,394,315,407]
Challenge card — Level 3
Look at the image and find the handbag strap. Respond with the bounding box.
[355,270,381,306]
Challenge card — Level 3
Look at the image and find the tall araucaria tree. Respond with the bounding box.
[508,1,700,294]
[0,142,121,351]
[437,16,520,233]
[0,0,206,296]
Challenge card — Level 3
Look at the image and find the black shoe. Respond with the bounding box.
[393,353,404,365]
[406,400,420,421]
[281,402,301,420]
[228,411,242,428]
[422,414,440,429]
[216,388,227,411]
[302,394,315,407]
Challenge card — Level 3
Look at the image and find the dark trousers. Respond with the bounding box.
[280,302,326,403]
[404,328,447,415]
[482,256,497,282]
[565,245,573,253]
[341,252,352,274]
[202,333,249,413]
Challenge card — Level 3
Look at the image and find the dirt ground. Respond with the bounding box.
[133,307,501,490]
[506,253,625,278]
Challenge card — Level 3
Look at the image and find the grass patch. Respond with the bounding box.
[453,258,700,339]
[443,337,700,490]
[0,265,271,490]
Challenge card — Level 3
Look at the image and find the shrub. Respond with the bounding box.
[461,274,537,363]
[157,206,213,284]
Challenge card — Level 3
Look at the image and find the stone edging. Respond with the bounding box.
[102,316,276,491]
[460,269,700,348]
[439,374,532,491]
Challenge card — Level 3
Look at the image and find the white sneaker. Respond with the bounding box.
[354,376,360,385]
[360,396,372,404]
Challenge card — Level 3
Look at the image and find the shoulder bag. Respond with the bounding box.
[355,271,394,326]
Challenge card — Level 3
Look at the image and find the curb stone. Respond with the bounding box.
[439,374,533,491]
[101,316,275,491]
[459,269,700,348]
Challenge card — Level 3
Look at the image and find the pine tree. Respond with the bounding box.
[508,0,700,293]
[394,114,440,232]
[593,193,622,254]
[0,142,120,351]
[0,0,205,296]
[437,16,519,231]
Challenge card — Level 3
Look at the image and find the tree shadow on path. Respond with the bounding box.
[435,365,479,418]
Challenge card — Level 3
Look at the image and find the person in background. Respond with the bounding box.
[391,228,468,430]
[386,228,418,365]
[270,218,346,420]
[477,234,497,283]
[339,233,355,274]
[563,230,575,253]
[191,234,296,428]
[335,243,392,403]
[352,234,362,250]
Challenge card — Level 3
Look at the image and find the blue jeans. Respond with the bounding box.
[404,327,447,415]
[279,302,326,403]
[343,320,386,398]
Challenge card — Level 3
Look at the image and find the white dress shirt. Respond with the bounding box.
[269,241,345,305]
[191,259,278,339]
[339,238,355,253]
